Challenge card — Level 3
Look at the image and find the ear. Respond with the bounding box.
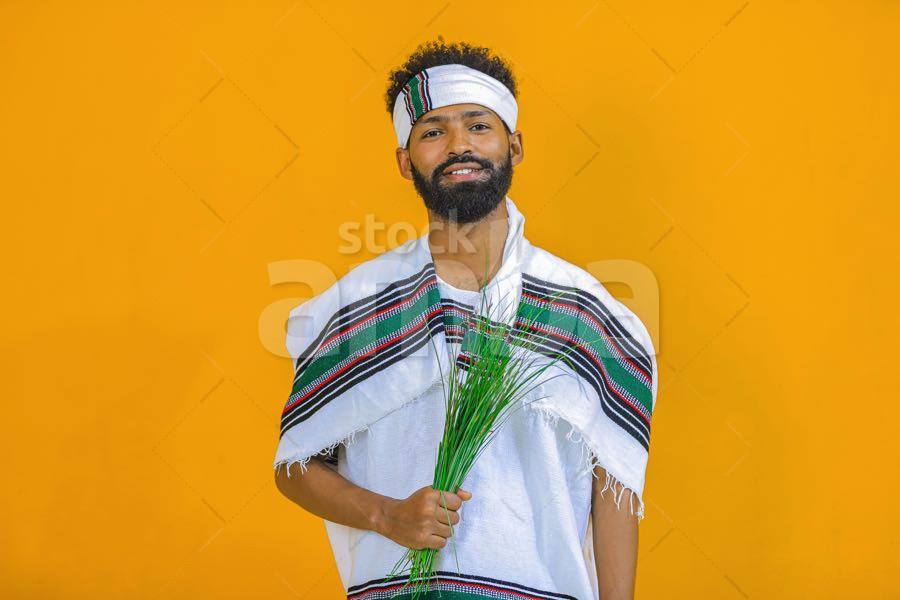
[508,130,524,167]
[396,146,413,180]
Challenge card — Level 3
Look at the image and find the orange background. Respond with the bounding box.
[2,1,897,598]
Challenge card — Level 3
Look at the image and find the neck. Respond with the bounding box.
[426,200,509,292]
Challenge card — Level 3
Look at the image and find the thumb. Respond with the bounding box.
[458,488,473,500]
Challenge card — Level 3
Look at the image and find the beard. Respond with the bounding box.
[410,149,514,224]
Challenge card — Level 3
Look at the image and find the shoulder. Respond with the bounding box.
[285,235,429,355]
[523,243,658,402]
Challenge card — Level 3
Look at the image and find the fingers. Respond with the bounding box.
[434,488,473,508]
[434,489,463,511]
[425,534,449,550]
[429,487,473,530]
[435,505,461,526]
[432,522,453,539]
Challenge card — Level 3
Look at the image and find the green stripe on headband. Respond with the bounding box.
[406,72,427,120]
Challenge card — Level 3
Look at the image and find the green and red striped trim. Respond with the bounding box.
[281,264,445,436]
[516,274,654,449]
[346,570,577,600]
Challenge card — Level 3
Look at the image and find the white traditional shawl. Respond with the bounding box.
[273,196,658,599]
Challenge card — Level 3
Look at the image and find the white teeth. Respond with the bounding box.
[451,168,475,175]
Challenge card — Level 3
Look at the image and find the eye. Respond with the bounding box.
[423,129,441,138]
[471,123,490,130]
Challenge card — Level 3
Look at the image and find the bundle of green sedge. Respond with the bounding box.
[385,273,576,599]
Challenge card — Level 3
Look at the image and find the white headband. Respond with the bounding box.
[391,63,518,149]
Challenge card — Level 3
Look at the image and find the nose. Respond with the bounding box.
[446,122,474,158]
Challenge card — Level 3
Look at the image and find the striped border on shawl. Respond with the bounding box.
[291,264,436,376]
[442,298,475,345]
[280,263,444,437]
[453,308,522,371]
[347,570,578,600]
[515,273,655,450]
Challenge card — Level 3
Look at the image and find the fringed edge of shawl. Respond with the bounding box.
[525,402,646,522]
[273,423,372,479]
[273,379,447,479]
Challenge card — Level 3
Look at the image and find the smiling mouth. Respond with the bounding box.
[441,167,490,182]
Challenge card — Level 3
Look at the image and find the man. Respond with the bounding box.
[274,39,658,600]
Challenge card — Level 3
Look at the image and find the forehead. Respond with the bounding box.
[412,103,502,126]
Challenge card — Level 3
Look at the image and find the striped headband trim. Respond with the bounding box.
[401,67,433,124]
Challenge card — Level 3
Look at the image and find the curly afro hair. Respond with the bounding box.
[384,37,518,124]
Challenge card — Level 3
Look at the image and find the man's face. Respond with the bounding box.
[397,103,523,224]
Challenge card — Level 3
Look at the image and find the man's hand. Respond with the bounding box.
[275,457,473,551]
[377,486,473,550]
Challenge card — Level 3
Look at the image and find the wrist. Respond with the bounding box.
[370,495,395,537]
